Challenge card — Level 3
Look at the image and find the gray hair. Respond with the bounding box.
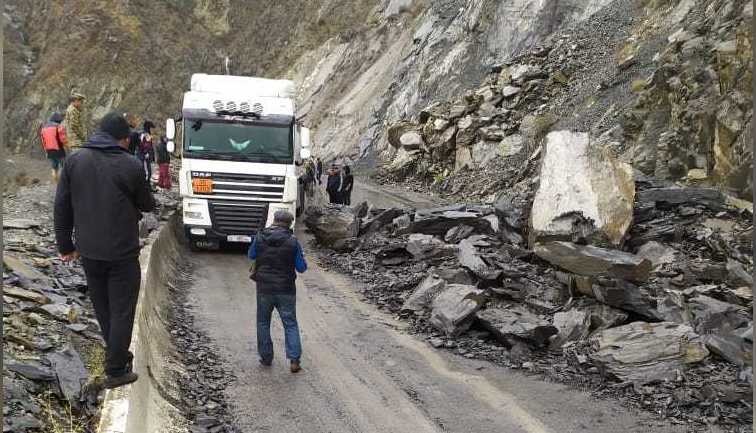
[273,210,294,227]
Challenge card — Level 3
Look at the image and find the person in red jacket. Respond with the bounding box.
[39,112,67,182]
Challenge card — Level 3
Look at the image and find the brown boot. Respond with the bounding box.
[290,360,302,373]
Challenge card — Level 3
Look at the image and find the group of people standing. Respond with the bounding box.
[39,92,172,190]
[39,93,86,182]
[302,157,354,205]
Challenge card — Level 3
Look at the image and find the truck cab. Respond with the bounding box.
[166,74,310,250]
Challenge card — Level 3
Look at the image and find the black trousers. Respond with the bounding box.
[81,257,141,377]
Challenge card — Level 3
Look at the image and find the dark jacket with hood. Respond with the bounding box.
[54,130,156,261]
[248,225,307,294]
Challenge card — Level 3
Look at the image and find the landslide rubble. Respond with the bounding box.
[308,175,752,431]
[377,0,752,202]
[1,182,178,433]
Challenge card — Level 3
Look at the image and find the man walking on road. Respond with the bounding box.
[54,112,156,389]
[248,210,307,373]
[63,93,86,153]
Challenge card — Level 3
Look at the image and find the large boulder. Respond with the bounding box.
[534,241,652,282]
[530,131,635,247]
[478,306,558,347]
[590,322,709,386]
[387,121,420,148]
[304,205,359,247]
[429,285,486,337]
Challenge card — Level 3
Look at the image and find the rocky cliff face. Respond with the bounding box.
[378,0,753,198]
[4,0,610,157]
[2,0,378,155]
[4,0,751,197]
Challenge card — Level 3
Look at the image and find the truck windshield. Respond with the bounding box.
[184,119,293,163]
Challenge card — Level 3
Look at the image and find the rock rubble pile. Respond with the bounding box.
[2,183,177,433]
[307,167,752,431]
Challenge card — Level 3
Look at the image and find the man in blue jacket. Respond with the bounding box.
[55,112,155,389]
[248,210,307,373]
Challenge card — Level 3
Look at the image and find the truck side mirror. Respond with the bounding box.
[166,118,176,140]
[300,127,311,148]
[167,140,176,153]
[300,148,311,159]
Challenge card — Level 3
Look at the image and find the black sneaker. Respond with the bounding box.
[259,358,272,367]
[104,372,139,389]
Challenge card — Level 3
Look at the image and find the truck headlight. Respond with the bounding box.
[184,211,203,219]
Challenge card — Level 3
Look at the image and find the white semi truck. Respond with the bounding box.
[165,73,311,250]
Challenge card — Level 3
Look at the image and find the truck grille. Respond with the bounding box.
[195,172,285,201]
[209,200,269,235]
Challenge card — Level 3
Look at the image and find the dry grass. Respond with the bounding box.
[81,342,106,380]
[40,392,87,433]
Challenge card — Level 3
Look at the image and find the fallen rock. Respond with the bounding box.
[48,345,89,408]
[363,208,406,234]
[3,254,51,283]
[399,131,424,150]
[458,237,501,280]
[726,259,753,287]
[689,295,749,335]
[3,286,50,304]
[478,306,558,347]
[401,275,447,313]
[7,362,56,381]
[534,241,652,282]
[444,225,475,243]
[590,322,709,385]
[410,206,493,236]
[405,234,456,260]
[637,187,726,211]
[550,309,591,348]
[590,281,661,320]
[529,131,635,246]
[703,326,753,367]
[498,134,524,158]
[392,214,411,232]
[501,85,521,98]
[635,241,677,269]
[304,205,359,247]
[429,285,486,337]
[387,121,419,148]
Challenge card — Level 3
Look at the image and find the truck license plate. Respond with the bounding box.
[227,235,252,243]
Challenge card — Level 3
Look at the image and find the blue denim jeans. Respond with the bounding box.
[256,293,302,362]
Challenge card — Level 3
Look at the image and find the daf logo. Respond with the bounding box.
[192,172,212,178]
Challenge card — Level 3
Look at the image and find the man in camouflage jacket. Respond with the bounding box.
[63,93,87,151]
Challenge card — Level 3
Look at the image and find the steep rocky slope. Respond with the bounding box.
[5,0,611,160]
[377,0,753,199]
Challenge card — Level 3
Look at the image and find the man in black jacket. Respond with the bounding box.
[55,112,155,389]
[248,210,307,373]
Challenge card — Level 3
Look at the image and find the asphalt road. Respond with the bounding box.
[185,180,683,433]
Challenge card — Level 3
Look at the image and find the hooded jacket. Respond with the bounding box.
[54,130,156,260]
[248,225,307,294]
